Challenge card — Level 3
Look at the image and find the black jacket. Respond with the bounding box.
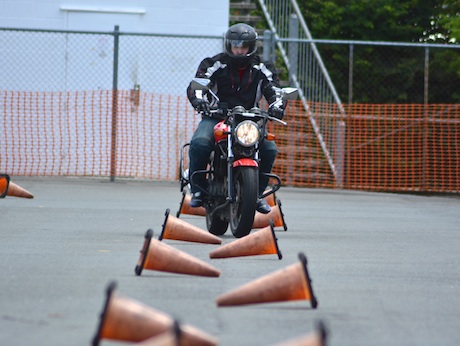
[187,53,281,110]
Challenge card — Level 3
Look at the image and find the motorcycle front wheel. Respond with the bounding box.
[230,167,258,238]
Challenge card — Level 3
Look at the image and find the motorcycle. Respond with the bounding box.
[179,78,298,238]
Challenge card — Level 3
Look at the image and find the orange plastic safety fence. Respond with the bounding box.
[0,90,199,180]
[269,101,337,188]
[344,104,459,193]
[1,91,458,193]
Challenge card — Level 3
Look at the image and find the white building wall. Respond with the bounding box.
[0,0,229,35]
[0,0,230,92]
[0,1,230,178]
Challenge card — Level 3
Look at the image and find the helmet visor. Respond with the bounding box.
[225,39,257,57]
[228,39,253,49]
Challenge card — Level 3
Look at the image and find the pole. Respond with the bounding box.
[110,25,120,182]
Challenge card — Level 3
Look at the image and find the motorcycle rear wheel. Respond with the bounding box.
[230,167,258,238]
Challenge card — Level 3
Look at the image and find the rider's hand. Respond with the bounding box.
[192,99,210,116]
[268,104,284,120]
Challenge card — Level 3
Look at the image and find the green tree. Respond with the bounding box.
[297,0,460,103]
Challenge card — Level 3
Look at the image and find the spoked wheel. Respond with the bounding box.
[230,167,258,238]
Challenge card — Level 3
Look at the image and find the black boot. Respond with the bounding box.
[256,198,271,214]
[190,192,203,208]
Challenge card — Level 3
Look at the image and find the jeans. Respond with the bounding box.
[188,117,278,196]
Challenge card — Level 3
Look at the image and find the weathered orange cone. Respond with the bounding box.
[0,174,9,198]
[159,209,221,244]
[270,320,327,346]
[92,281,218,346]
[209,221,282,259]
[135,229,220,277]
[7,181,34,198]
[216,252,317,308]
[134,319,182,346]
[252,200,287,231]
[0,174,34,199]
[176,191,206,217]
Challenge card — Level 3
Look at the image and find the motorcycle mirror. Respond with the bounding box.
[281,87,298,100]
[191,78,211,92]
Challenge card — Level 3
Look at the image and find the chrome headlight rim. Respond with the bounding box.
[235,120,260,147]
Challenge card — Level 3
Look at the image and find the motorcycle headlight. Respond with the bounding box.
[235,120,259,147]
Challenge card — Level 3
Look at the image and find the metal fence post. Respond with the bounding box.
[110,25,120,182]
[288,14,299,86]
[348,44,354,104]
[335,121,346,188]
[263,29,273,62]
[422,47,430,190]
[424,47,429,105]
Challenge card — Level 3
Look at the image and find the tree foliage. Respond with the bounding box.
[299,0,459,43]
[297,0,460,103]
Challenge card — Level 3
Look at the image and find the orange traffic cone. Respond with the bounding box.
[216,252,317,308]
[252,200,287,231]
[159,209,221,245]
[7,181,34,198]
[176,191,206,217]
[0,174,34,199]
[270,320,327,346]
[134,319,182,346]
[0,174,9,198]
[209,221,282,259]
[92,281,218,346]
[135,229,220,277]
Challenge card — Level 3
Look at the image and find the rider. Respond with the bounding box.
[186,23,285,214]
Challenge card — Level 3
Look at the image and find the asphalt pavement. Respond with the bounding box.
[1,177,459,346]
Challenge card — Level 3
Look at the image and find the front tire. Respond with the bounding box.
[230,167,258,238]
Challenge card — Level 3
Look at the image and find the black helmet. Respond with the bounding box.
[224,23,258,68]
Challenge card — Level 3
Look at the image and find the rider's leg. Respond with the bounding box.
[258,139,279,195]
[188,118,218,201]
[256,140,278,214]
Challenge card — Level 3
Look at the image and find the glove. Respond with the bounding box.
[268,104,284,120]
[192,99,210,116]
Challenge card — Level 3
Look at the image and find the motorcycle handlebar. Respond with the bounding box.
[199,107,287,125]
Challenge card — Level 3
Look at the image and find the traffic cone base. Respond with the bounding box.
[252,200,287,231]
[93,282,218,346]
[216,252,317,308]
[176,191,206,217]
[135,229,220,277]
[209,221,282,259]
[0,174,9,198]
[159,208,221,244]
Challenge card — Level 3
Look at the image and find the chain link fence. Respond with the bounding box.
[311,41,460,104]
[0,27,224,94]
[1,27,459,193]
